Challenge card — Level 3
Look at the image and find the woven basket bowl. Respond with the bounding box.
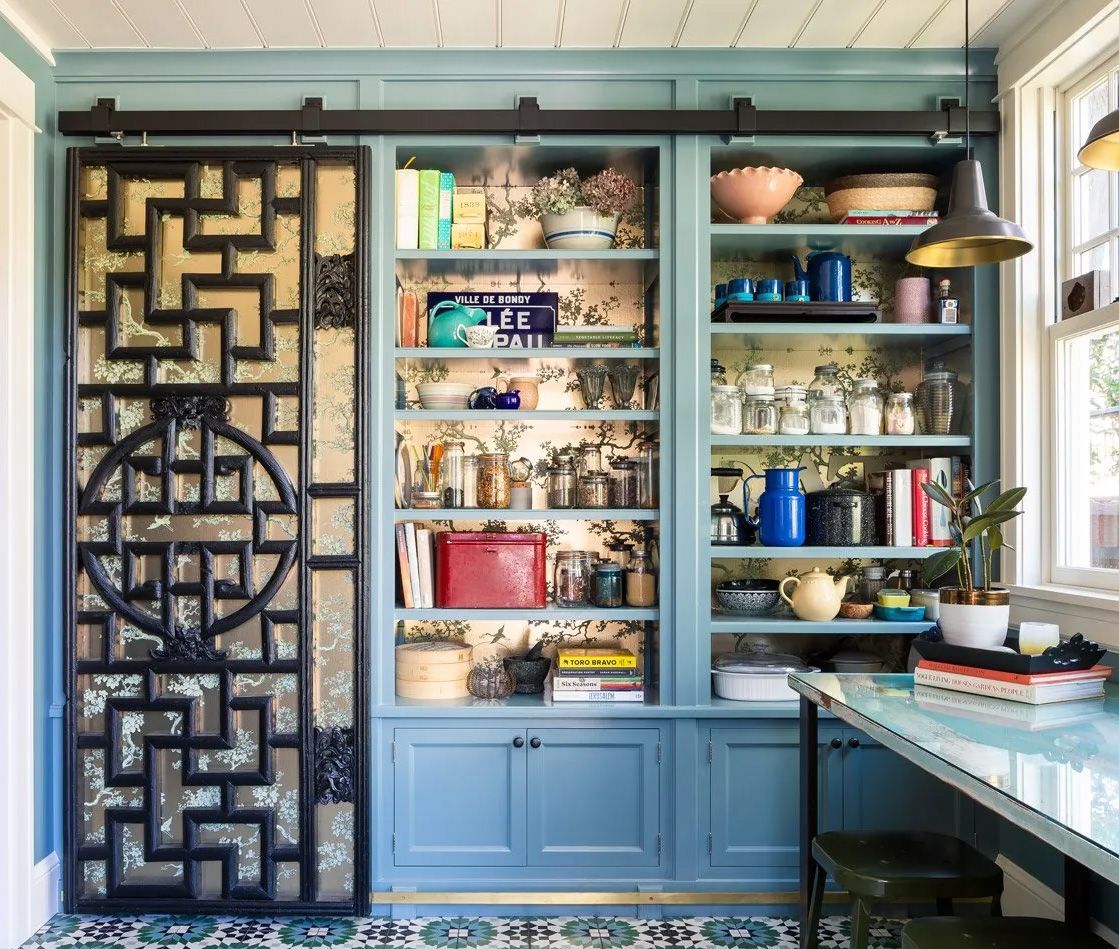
[824,173,938,223]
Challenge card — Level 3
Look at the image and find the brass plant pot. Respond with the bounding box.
[938,587,1010,607]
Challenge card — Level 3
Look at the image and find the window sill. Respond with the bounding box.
[1007,583,1119,651]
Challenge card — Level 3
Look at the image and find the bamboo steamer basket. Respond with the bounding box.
[824,173,938,223]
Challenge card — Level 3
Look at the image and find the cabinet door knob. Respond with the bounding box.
[513,737,524,748]
[848,738,860,748]
[529,737,542,749]
[829,738,842,749]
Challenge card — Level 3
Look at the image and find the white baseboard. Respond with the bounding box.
[997,854,1119,946]
[30,853,60,933]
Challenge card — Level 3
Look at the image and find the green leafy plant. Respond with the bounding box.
[920,480,1027,591]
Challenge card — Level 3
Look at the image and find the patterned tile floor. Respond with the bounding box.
[23,914,906,949]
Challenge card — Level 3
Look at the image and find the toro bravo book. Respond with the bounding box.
[556,647,638,670]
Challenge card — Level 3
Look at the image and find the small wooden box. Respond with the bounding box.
[1061,270,1111,320]
[451,222,486,249]
[452,186,487,223]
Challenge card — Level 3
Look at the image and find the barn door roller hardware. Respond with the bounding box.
[59,96,998,139]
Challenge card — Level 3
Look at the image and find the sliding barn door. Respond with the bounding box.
[66,148,367,913]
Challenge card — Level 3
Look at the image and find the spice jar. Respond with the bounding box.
[711,385,743,435]
[625,548,657,607]
[885,392,915,435]
[807,364,842,404]
[578,473,610,509]
[412,490,441,510]
[740,363,775,396]
[477,452,511,509]
[593,563,624,608]
[779,399,810,435]
[555,550,592,607]
[463,455,479,507]
[439,441,466,508]
[546,456,577,509]
[810,396,847,434]
[608,459,638,508]
[743,394,778,435]
[848,379,884,435]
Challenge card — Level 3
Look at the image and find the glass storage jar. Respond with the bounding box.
[710,359,727,386]
[711,385,743,435]
[810,396,847,434]
[779,399,810,435]
[915,362,961,435]
[740,363,775,396]
[885,392,916,435]
[625,548,657,606]
[593,563,624,608]
[439,441,466,508]
[477,452,511,509]
[775,385,806,409]
[848,379,884,435]
[637,440,658,509]
[608,459,638,508]
[807,364,842,404]
[555,550,592,607]
[546,456,577,509]
[462,455,479,507]
[578,473,610,509]
[576,445,604,478]
[742,394,778,435]
[411,491,441,510]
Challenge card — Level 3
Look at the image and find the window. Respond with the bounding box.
[1053,63,1119,590]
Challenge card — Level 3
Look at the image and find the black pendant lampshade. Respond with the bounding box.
[905,159,1033,267]
[1079,109,1119,170]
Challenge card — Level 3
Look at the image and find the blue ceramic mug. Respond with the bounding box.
[495,390,521,410]
[785,279,811,303]
[756,278,783,302]
[727,277,754,302]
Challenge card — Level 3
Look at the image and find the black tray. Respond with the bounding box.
[711,300,882,324]
[914,631,1105,674]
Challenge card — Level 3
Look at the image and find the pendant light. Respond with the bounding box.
[1079,108,1119,170]
[905,0,1032,267]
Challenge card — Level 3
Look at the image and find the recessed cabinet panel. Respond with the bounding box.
[527,728,661,867]
[393,728,527,867]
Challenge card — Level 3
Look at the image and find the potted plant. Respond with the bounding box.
[529,167,638,250]
[920,479,1026,648]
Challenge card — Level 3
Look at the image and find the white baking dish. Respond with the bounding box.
[711,652,818,702]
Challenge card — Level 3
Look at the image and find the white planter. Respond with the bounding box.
[938,601,1011,649]
[541,207,621,249]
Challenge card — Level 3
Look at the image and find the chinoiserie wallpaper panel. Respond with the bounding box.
[68,148,367,912]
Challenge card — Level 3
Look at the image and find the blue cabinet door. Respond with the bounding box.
[393,727,527,867]
[526,727,661,867]
[708,724,844,870]
[840,729,960,836]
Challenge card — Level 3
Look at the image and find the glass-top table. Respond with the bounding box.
[788,672,1119,946]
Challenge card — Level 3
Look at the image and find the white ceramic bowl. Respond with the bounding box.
[541,207,621,249]
[711,666,819,702]
[418,382,471,410]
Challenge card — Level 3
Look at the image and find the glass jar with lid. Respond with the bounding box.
[915,362,961,435]
[578,472,610,509]
[546,455,577,509]
[462,455,479,507]
[807,364,842,404]
[740,363,775,396]
[710,359,727,386]
[477,452,511,509]
[636,439,658,509]
[742,394,778,435]
[848,378,884,435]
[554,551,593,607]
[592,563,624,608]
[439,441,466,508]
[779,399,810,435]
[810,396,847,434]
[775,385,806,409]
[576,445,604,478]
[625,548,657,607]
[885,392,916,435]
[711,385,743,435]
[608,459,638,508]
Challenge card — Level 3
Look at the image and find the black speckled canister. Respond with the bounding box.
[805,488,880,546]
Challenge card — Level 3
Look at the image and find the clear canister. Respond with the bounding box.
[711,385,743,435]
[609,459,638,508]
[810,396,847,434]
[742,394,778,435]
[885,392,916,435]
[848,378,884,435]
[555,550,592,607]
[477,452,510,509]
[439,441,466,508]
[740,363,775,396]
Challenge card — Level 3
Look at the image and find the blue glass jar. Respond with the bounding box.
[727,277,754,302]
[714,282,728,308]
[756,278,783,302]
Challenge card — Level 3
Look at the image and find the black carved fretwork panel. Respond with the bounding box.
[68,149,365,912]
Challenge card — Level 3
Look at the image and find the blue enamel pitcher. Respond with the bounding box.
[745,467,806,547]
[791,251,853,303]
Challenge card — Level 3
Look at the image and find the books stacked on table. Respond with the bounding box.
[551,325,638,348]
[551,647,644,702]
[840,210,941,226]
[914,659,1112,705]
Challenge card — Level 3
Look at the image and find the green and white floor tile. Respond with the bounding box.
[22,914,905,949]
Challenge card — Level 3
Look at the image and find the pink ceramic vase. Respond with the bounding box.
[893,276,933,324]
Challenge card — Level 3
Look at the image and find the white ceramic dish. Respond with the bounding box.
[418,382,472,410]
[710,663,820,701]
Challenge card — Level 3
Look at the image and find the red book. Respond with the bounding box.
[917,659,1112,686]
[911,467,930,546]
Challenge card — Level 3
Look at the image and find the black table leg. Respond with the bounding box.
[800,696,819,949]
[1065,855,1091,934]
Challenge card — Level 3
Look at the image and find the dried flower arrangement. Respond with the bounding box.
[526,167,639,217]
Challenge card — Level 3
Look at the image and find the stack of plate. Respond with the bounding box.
[396,641,472,700]
[417,382,472,410]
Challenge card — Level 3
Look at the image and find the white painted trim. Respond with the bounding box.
[0,1,57,66]
[0,51,42,949]
[0,45,36,129]
[31,853,61,935]
[996,854,1119,946]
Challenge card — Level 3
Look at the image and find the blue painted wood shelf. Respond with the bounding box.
[395,248,659,261]
[395,247,659,277]
[710,617,935,635]
[395,508,659,521]
[709,223,931,259]
[395,347,660,360]
[394,607,660,621]
[710,434,970,448]
[709,322,971,350]
[710,545,941,559]
[395,409,659,421]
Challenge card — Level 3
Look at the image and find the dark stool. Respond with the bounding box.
[805,831,1003,949]
[902,916,1109,948]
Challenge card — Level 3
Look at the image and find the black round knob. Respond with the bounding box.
[848,738,861,749]
[513,737,524,748]
[829,738,842,749]
[530,737,542,749]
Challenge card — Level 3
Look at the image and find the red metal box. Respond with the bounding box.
[435,531,547,608]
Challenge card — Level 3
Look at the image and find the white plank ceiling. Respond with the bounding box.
[1,0,1054,53]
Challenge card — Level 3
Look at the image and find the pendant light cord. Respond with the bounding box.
[965,0,971,158]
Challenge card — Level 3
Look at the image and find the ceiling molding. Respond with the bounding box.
[0,0,57,63]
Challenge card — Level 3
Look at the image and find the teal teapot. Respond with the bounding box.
[428,300,487,348]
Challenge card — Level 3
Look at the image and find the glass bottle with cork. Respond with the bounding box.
[936,278,960,324]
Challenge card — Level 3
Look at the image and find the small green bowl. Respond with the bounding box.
[877,588,911,608]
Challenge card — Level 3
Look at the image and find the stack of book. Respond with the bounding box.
[840,210,941,226]
[551,325,638,348]
[551,647,644,702]
[396,167,486,250]
[395,522,436,609]
[914,659,1112,705]
[881,456,970,547]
